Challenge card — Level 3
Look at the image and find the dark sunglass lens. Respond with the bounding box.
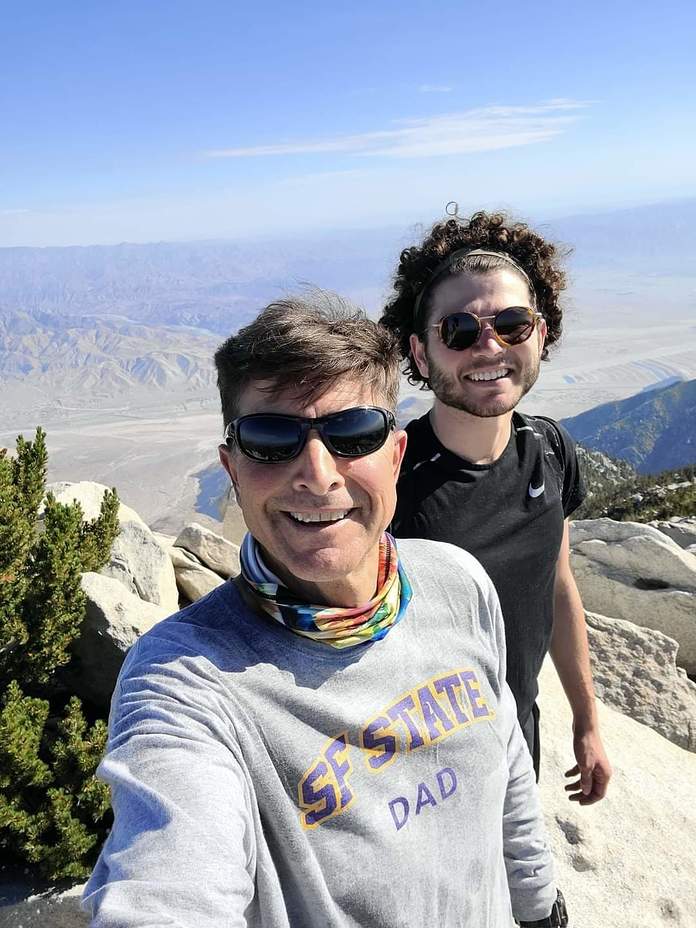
[237,416,302,462]
[324,408,388,456]
[495,308,534,344]
[440,313,479,350]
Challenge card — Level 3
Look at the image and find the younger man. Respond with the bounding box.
[381,209,611,799]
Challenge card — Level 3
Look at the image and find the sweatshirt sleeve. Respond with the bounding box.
[82,642,256,928]
[487,577,558,923]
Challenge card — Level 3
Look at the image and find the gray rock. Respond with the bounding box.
[170,545,225,602]
[72,572,168,707]
[650,516,696,550]
[585,611,696,752]
[174,522,240,578]
[0,881,87,927]
[41,479,179,613]
[101,520,179,614]
[570,518,696,673]
[538,659,696,926]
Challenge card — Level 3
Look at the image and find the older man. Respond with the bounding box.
[83,295,564,927]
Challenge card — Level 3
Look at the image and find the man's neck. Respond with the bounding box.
[263,542,382,608]
[429,399,513,465]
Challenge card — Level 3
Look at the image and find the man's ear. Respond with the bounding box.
[391,428,408,478]
[409,333,430,380]
[219,444,239,497]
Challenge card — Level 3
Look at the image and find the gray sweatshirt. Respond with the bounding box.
[83,538,555,927]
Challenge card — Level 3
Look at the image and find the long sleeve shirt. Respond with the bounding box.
[83,537,556,927]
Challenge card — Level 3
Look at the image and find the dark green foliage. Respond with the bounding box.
[577,453,696,522]
[0,429,118,880]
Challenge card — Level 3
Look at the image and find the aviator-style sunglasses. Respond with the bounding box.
[224,406,396,463]
[430,307,544,351]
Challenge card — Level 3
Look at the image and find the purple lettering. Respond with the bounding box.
[436,767,458,800]
[460,670,491,719]
[362,716,397,770]
[300,761,337,827]
[387,695,425,749]
[388,796,410,831]
[433,674,470,724]
[416,685,455,741]
[325,735,353,807]
[415,781,438,815]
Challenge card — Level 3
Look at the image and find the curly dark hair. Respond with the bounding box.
[380,210,569,385]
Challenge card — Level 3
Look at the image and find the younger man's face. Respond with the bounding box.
[410,269,547,419]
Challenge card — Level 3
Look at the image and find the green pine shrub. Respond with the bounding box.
[0,428,119,880]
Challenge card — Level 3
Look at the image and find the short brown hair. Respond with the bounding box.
[380,210,569,385]
[214,292,401,426]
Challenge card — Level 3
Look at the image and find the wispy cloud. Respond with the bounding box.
[0,208,30,215]
[203,100,589,161]
[418,84,453,94]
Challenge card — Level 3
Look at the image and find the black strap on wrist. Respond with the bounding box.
[518,889,569,927]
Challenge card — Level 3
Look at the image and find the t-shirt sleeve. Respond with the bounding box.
[81,640,256,928]
[553,420,586,517]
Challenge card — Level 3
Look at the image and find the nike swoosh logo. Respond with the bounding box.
[528,482,545,498]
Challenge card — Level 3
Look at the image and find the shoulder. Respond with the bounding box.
[116,581,247,685]
[396,537,497,600]
[520,413,578,460]
[400,412,439,475]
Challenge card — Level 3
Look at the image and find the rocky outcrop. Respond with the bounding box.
[538,658,696,926]
[101,520,179,613]
[586,611,696,752]
[650,516,696,550]
[71,573,169,706]
[168,544,225,602]
[174,522,240,578]
[0,878,86,928]
[570,518,696,673]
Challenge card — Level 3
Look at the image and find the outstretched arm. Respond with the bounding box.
[550,519,612,804]
[82,644,256,928]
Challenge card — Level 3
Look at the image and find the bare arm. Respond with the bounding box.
[550,519,612,804]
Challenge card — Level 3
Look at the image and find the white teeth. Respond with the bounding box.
[289,510,350,524]
[467,368,509,382]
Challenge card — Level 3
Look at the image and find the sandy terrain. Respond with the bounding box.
[2,317,694,533]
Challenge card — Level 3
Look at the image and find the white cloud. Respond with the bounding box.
[418,84,453,93]
[0,208,30,215]
[202,100,590,161]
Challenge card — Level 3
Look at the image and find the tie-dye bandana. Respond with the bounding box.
[239,531,412,649]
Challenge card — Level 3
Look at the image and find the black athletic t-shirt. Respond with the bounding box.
[392,411,585,726]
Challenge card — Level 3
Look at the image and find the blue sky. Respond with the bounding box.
[2,0,695,246]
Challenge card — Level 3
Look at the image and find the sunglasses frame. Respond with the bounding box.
[224,405,396,463]
[430,306,544,351]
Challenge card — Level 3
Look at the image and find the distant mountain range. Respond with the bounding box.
[0,309,218,395]
[561,379,696,474]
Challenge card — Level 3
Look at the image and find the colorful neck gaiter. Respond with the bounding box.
[238,531,412,649]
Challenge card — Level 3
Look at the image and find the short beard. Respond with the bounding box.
[427,354,542,418]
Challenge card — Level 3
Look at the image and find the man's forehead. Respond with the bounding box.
[429,268,532,314]
[236,377,382,416]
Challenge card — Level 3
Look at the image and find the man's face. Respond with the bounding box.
[218,378,407,603]
[409,269,547,418]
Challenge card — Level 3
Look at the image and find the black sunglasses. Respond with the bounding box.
[224,406,396,463]
[430,306,543,351]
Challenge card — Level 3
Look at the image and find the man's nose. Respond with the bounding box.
[473,320,504,353]
[291,433,345,495]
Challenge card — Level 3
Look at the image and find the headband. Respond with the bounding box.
[412,247,533,331]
